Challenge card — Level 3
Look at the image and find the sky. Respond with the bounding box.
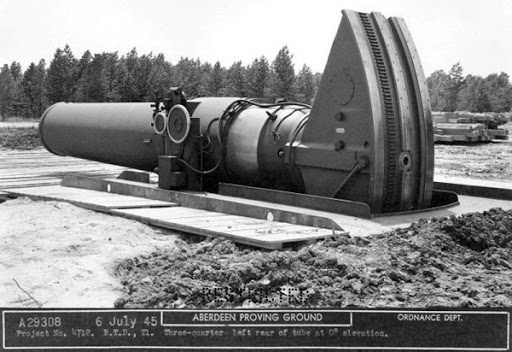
[1,0,511,77]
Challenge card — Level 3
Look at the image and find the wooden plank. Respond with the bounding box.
[0,148,129,189]
[434,134,454,142]
[0,179,63,188]
[4,189,110,213]
[178,220,291,233]
[25,189,166,208]
[248,231,336,244]
[171,216,273,227]
[117,207,231,219]
[115,208,242,225]
[225,224,335,238]
[3,185,343,250]
[111,209,284,250]
[62,175,345,231]
[112,207,344,247]
[3,185,177,210]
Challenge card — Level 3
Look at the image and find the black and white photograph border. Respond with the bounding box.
[0,0,511,350]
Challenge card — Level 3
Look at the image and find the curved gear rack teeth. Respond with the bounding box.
[297,10,434,214]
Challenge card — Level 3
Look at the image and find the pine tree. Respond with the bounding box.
[74,52,90,101]
[34,59,48,116]
[10,62,22,82]
[271,46,296,101]
[295,64,315,104]
[71,52,119,102]
[21,63,38,117]
[197,62,212,97]
[9,61,25,117]
[0,64,16,120]
[73,51,92,101]
[246,57,270,99]
[100,52,120,102]
[76,51,92,78]
[114,49,153,102]
[75,53,102,101]
[117,49,140,102]
[74,52,92,102]
[209,61,225,97]
[173,58,201,98]
[146,53,173,100]
[134,53,153,101]
[225,61,246,97]
[19,59,48,117]
[47,44,77,103]
[446,62,465,112]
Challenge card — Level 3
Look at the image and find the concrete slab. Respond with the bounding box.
[435,175,512,191]
[372,195,512,229]
[434,175,512,200]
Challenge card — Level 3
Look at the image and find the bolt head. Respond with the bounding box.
[334,140,345,151]
[334,112,344,121]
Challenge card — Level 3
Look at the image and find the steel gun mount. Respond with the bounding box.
[40,10,456,216]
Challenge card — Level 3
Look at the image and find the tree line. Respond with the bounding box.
[1,47,511,120]
[427,62,512,113]
[0,45,320,120]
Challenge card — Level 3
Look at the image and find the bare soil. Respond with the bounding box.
[0,198,178,308]
[435,122,512,180]
[113,208,512,309]
[1,197,511,309]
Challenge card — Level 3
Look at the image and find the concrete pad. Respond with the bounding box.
[434,175,512,190]
[372,195,512,230]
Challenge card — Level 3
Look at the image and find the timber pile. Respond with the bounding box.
[433,111,510,143]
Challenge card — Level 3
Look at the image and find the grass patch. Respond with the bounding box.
[2,117,40,123]
[0,127,42,150]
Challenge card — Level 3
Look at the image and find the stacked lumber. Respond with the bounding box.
[433,111,510,143]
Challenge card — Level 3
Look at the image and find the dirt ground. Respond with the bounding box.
[113,209,512,308]
[0,198,178,308]
[1,198,511,309]
[0,123,511,308]
[435,122,512,180]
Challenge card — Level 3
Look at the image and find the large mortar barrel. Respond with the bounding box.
[39,102,159,171]
[39,99,309,192]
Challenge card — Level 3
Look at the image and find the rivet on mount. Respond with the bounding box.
[334,111,345,121]
[334,140,345,151]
